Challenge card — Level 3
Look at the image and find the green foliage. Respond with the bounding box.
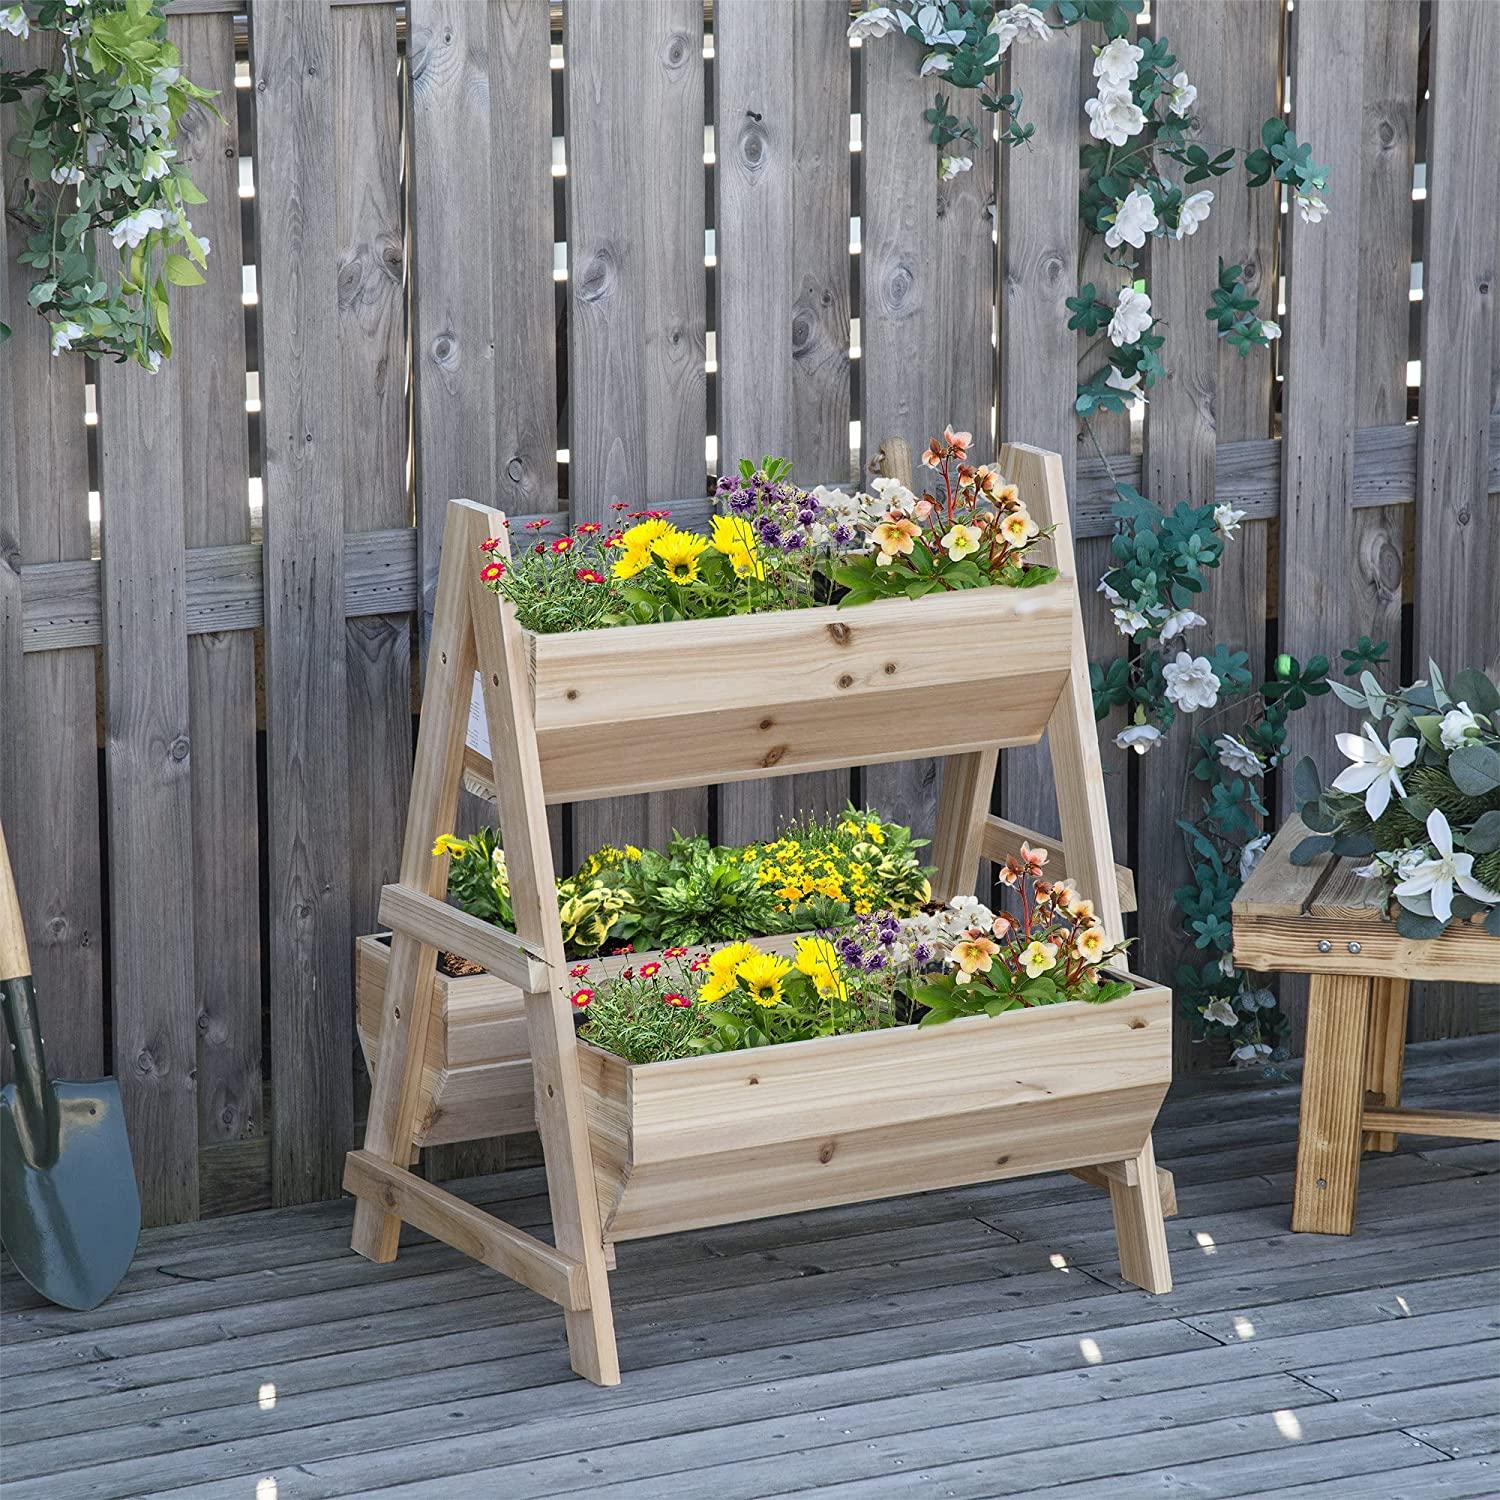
[1,0,217,368]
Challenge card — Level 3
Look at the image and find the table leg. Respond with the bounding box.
[1292,973,1373,1235]
[1362,978,1410,1153]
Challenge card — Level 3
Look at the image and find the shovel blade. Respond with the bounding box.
[1,1079,141,1310]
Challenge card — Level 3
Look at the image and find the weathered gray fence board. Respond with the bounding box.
[250,0,354,1206]
[0,30,105,1086]
[565,0,709,851]
[97,342,199,1228]
[715,0,849,843]
[173,11,264,1149]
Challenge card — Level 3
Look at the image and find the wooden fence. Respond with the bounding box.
[2,0,1496,1226]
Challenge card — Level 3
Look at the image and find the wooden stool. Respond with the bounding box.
[1233,815,1500,1234]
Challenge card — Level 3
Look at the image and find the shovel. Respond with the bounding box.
[0,820,140,1310]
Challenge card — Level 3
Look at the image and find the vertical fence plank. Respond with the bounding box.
[98,353,198,1227]
[566,0,709,852]
[714,0,849,842]
[251,0,354,1206]
[860,34,995,836]
[1279,0,1369,779]
[0,33,104,1086]
[996,27,1083,856]
[1412,0,1500,1041]
[172,12,263,1150]
[1139,0,1278,1066]
[336,3,410,945]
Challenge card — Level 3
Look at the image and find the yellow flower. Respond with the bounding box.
[794,937,845,1000]
[621,518,673,550]
[940,522,984,561]
[710,514,765,579]
[1019,939,1059,978]
[611,546,652,580]
[1075,925,1108,963]
[864,821,885,844]
[651,528,710,582]
[707,940,758,978]
[431,834,467,858]
[735,951,793,1007]
[696,973,735,1004]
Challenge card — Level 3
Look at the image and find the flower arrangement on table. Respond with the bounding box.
[433,808,932,959]
[572,841,1132,1063]
[476,426,1058,634]
[1293,665,1500,939]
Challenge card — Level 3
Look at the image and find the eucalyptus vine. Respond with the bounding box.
[853,0,1339,1063]
[1,0,214,368]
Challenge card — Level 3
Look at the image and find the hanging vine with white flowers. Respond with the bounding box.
[851,0,1362,1067]
[0,0,214,369]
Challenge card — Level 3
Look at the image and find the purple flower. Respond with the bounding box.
[784,532,805,550]
[833,523,853,546]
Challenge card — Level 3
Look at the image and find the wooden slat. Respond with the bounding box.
[1360,1108,1500,1142]
[97,302,199,1227]
[565,0,708,857]
[714,0,849,842]
[251,0,354,1206]
[980,815,1136,914]
[1362,977,1410,1151]
[1069,1162,1177,1219]
[859,29,995,840]
[995,23,1082,898]
[336,2,412,950]
[0,29,104,1085]
[173,10,263,1149]
[376,885,548,992]
[343,1151,588,1308]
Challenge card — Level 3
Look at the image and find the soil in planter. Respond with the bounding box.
[374,932,486,979]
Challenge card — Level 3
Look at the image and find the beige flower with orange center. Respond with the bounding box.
[872,516,921,563]
[1019,940,1059,978]
[1019,841,1048,874]
[999,507,1040,547]
[951,934,999,979]
[1075,925,1108,963]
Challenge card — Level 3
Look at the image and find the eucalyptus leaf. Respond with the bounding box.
[1467,810,1500,854]
[1289,834,1334,866]
[1395,907,1448,940]
[1449,742,1500,796]
[1292,755,1323,809]
[1328,680,1367,709]
[1330,831,1378,857]
[1450,668,1500,716]
[1486,906,1500,938]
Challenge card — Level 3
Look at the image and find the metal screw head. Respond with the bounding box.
[1347,941,1362,955]
[1317,939,1332,953]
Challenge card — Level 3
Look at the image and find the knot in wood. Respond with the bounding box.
[817,1141,836,1165]
[578,249,615,305]
[170,735,190,762]
[739,118,769,174]
[506,457,526,483]
[762,745,787,767]
[431,332,459,370]
[827,621,851,645]
[663,31,691,69]
[885,263,914,311]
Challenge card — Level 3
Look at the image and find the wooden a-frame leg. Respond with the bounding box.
[930,748,999,902]
[1362,977,1409,1153]
[1107,1135,1172,1293]
[1292,973,1373,1235]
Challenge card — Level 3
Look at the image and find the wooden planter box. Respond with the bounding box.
[465,584,1076,806]
[578,975,1171,1242]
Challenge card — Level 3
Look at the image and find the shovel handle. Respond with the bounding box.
[0,820,29,984]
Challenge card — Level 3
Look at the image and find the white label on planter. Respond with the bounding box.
[466,671,491,761]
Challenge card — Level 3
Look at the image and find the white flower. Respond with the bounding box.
[86,132,109,168]
[1093,37,1143,87]
[1213,502,1246,539]
[989,2,1050,53]
[50,162,84,186]
[1105,365,1143,396]
[1439,702,1481,749]
[1332,722,1418,821]
[109,208,166,250]
[144,349,162,374]
[1085,86,1146,147]
[196,235,212,260]
[938,154,972,181]
[869,476,915,511]
[1115,723,1162,755]
[912,2,966,45]
[1174,189,1214,239]
[152,63,181,88]
[1216,734,1263,778]
[1202,997,1237,1028]
[1259,320,1281,341]
[1097,576,1123,605]
[1163,651,1221,712]
[1112,603,1150,636]
[1356,847,1426,882]
[1104,187,1158,250]
[1166,70,1197,116]
[1295,191,1329,224]
[919,50,953,76]
[1159,607,1205,642]
[50,321,85,356]
[0,5,29,39]
[129,103,172,145]
[141,145,176,182]
[1108,286,1152,347]
[1239,833,1271,883]
[1232,1041,1272,1064]
[1393,809,1500,923]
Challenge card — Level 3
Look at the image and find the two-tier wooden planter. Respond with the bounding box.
[343,442,1175,1388]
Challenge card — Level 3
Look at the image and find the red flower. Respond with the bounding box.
[551,536,575,554]
[604,531,624,547]
[569,988,593,1009]
[575,521,602,534]
[609,502,630,511]
[569,963,591,978]
[638,961,661,978]
[663,992,692,1008]
[631,509,672,520]
[479,536,503,553]
[480,561,505,582]
[524,518,551,531]
[689,956,709,972]
[620,967,634,981]
[533,542,546,554]
[611,944,635,956]
[663,946,688,958]
[575,568,605,584]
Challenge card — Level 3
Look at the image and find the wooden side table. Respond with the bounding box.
[1233,815,1500,1235]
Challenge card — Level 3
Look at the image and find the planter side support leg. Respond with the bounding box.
[1107,1134,1173,1294]
[1362,977,1409,1153]
[930,748,999,902]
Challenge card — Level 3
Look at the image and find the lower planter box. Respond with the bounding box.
[577,973,1171,1241]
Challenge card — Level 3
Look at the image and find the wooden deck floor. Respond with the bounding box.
[2,1036,1497,1500]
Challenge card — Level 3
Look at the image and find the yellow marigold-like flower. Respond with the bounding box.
[735,951,792,1007]
[431,834,468,858]
[611,546,652,580]
[710,514,765,579]
[621,518,673,550]
[794,937,845,999]
[650,528,710,583]
[864,821,885,844]
[707,939,758,978]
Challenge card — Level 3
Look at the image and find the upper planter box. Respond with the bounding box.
[490,584,1075,805]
